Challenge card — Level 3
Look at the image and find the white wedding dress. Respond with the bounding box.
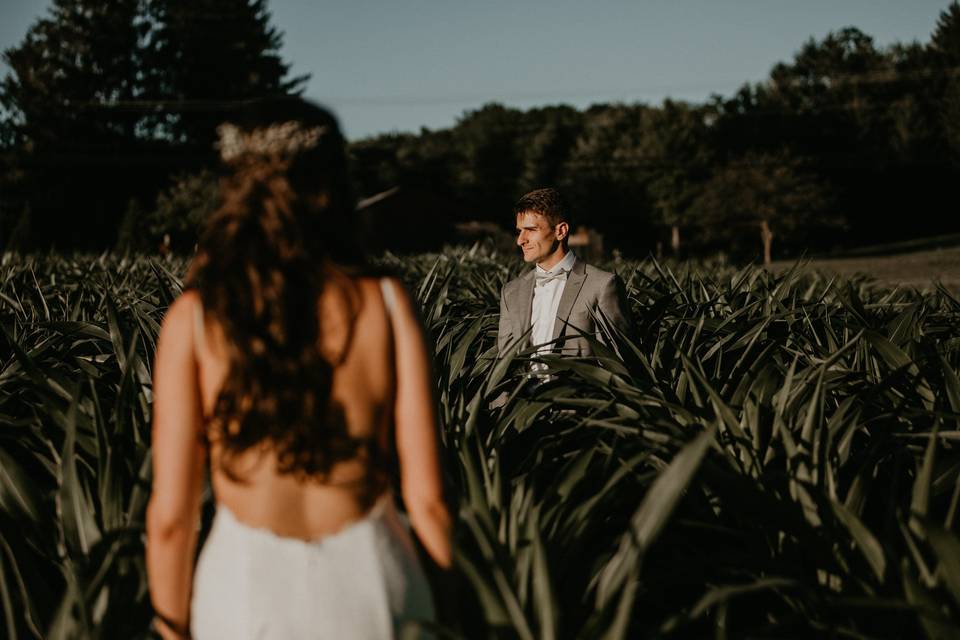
[189,280,436,639]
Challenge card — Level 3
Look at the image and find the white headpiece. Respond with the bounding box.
[216,121,328,162]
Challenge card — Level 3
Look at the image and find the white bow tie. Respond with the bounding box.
[535,270,569,286]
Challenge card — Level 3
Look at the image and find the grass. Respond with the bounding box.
[772,245,960,291]
[2,248,960,638]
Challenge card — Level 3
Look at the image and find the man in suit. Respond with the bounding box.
[497,188,633,359]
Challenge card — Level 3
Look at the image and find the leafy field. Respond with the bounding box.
[2,250,960,638]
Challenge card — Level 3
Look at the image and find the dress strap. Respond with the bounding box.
[380,278,397,319]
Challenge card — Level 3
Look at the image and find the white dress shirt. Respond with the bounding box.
[531,251,577,354]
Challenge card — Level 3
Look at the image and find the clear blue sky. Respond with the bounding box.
[1,0,953,140]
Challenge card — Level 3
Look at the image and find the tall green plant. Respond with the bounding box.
[2,249,960,638]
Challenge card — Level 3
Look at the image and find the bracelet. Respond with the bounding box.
[152,611,191,639]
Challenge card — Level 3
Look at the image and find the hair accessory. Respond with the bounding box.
[216,121,328,162]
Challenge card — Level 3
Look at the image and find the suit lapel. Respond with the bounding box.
[552,258,586,342]
[514,269,536,343]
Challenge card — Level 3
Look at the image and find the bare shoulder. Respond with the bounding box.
[160,289,200,337]
[153,290,202,369]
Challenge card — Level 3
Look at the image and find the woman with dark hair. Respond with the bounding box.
[146,98,451,639]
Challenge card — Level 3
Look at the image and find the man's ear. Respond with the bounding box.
[556,221,569,241]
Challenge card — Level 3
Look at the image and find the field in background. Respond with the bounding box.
[2,250,960,638]
[773,242,960,291]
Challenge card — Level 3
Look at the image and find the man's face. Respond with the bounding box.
[516,211,566,266]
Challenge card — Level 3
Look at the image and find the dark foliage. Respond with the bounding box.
[0,0,305,251]
[350,11,960,260]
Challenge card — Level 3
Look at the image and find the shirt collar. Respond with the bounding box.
[536,250,576,275]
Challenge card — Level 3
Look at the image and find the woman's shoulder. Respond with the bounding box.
[326,267,408,301]
[159,289,202,336]
[154,290,205,368]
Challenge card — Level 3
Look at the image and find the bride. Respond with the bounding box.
[146,98,451,639]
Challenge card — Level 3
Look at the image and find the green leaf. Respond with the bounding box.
[0,447,45,527]
[926,524,960,610]
[940,356,960,425]
[530,510,556,640]
[902,560,958,640]
[596,425,716,607]
[831,499,886,582]
[0,545,18,640]
[58,389,101,557]
[912,425,939,533]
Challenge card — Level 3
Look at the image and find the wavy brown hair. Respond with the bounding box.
[186,98,372,481]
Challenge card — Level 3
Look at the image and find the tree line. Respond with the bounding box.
[2,1,959,261]
[350,8,960,261]
[0,0,303,251]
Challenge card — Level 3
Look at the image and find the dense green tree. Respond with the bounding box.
[517,105,583,194]
[711,23,959,248]
[0,0,303,249]
[398,128,463,199]
[932,1,960,64]
[0,0,151,249]
[453,104,528,219]
[692,151,837,264]
[636,101,713,257]
[753,27,886,160]
[558,104,654,254]
[932,2,960,162]
[1,0,147,146]
[344,11,960,257]
[145,0,307,156]
[148,169,220,251]
[349,134,413,197]
[349,128,463,204]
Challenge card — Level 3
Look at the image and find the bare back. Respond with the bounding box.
[193,276,397,539]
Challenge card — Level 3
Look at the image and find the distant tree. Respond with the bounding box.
[146,0,308,157]
[349,128,464,205]
[945,81,960,165]
[0,0,304,250]
[637,100,713,257]
[693,151,838,265]
[5,204,33,253]
[1,0,147,146]
[517,106,583,194]
[397,128,462,199]
[760,27,887,159]
[341,17,960,258]
[149,169,220,252]
[932,2,960,162]
[713,24,960,248]
[559,104,655,254]
[0,0,150,248]
[881,43,942,162]
[115,197,149,253]
[453,104,527,219]
[349,134,412,198]
[932,2,960,64]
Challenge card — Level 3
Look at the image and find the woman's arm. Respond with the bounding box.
[387,279,453,569]
[146,292,206,639]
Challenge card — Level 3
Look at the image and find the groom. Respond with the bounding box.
[497,188,633,359]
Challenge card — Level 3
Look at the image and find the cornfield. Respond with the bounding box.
[2,249,960,638]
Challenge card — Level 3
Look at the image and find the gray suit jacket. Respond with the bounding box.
[497,258,633,358]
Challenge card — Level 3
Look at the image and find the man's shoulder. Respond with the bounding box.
[580,261,617,282]
[503,271,531,293]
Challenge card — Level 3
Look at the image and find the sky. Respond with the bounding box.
[0,0,953,140]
